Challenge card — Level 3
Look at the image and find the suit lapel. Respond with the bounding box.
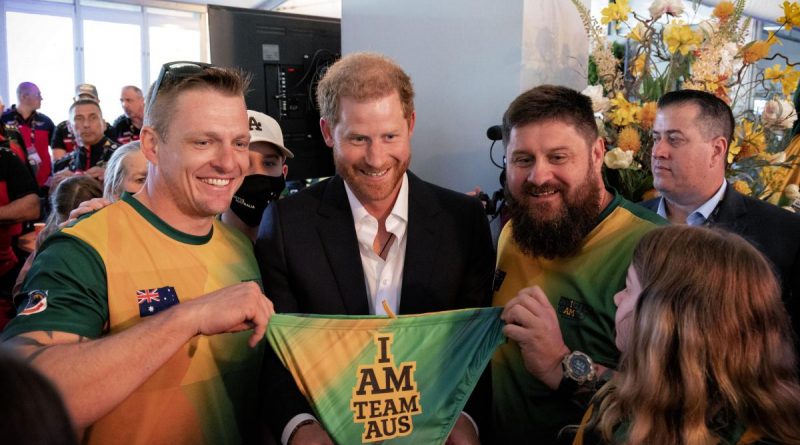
[714,183,748,233]
[399,172,441,314]
[316,176,370,314]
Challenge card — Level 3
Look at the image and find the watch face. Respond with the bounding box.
[569,355,591,377]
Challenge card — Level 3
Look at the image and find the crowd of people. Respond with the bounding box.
[0,52,799,445]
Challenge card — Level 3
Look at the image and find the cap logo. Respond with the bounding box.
[249,116,262,132]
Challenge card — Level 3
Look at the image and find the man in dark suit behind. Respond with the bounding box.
[255,52,494,445]
[641,89,800,341]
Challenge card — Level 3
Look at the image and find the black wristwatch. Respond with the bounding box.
[561,350,597,385]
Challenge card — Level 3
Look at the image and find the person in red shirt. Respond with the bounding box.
[0,145,39,329]
[111,86,144,145]
[0,83,55,192]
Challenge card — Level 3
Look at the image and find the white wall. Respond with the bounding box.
[342,0,589,194]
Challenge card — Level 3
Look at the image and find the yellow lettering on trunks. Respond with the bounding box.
[351,333,422,443]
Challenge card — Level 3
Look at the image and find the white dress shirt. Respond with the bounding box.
[281,174,476,443]
[281,174,409,444]
[344,173,409,315]
[657,180,727,226]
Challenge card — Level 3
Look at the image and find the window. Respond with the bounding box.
[5,9,75,123]
[147,7,206,83]
[1,0,207,124]
[82,1,143,122]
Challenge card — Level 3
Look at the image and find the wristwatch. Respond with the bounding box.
[561,350,597,385]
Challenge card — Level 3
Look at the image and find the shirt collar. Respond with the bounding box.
[657,180,727,225]
[344,173,409,228]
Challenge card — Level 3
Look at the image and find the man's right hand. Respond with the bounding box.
[289,421,334,445]
[50,169,75,191]
[178,281,274,348]
[63,197,112,227]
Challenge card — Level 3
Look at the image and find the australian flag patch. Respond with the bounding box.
[137,286,180,318]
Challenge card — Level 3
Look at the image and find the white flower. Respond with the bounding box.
[718,42,742,75]
[582,85,611,113]
[595,116,607,139]
[698,19,718,39]
[785,184,800,200]
[762,99,797,130]
[783,206,796,213]
[604,148,634,169]
[649,0,685,19]
[769,151,787,164]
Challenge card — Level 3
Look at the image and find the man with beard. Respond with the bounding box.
[491,85,663,444]
[255,52,494,445]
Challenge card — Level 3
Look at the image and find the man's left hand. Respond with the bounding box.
[501,286,569,390]
[445,414,480,445]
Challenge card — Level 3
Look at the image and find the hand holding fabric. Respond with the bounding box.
[500,286,569,390]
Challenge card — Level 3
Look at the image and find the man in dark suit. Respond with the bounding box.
[642,89,800,339]
[255,52,494,445]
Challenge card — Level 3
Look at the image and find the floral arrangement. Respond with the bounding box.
[571,0,800,208]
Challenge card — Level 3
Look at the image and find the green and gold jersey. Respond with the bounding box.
[267,307,505,444]
[3,193,263,445]
[491,193,664,444]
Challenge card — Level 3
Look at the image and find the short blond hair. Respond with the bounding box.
[145,65,251,140]
[316,52,414,127]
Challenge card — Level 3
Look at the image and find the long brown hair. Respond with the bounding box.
[592,225,800,445]
[38,175,103,249]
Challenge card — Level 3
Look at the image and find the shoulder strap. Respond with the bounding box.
[573,404,595,445]
[736,427,762,445]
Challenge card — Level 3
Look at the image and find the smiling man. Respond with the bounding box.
[492,85,663,444]
[1,62,274,444]
[255,52,495,445]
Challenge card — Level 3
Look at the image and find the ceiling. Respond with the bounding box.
[176,0,341,17]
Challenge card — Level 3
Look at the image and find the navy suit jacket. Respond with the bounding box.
[255,172,495,440]
[642,186,800,339]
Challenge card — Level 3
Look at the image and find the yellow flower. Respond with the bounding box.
[763,64,800,97]
[601,0,632,29]
[663,21,702,55]
[765,63,785,81]
[741,40,773,64]
[631,53,646,77]
[610,93,641,126]
[627,22,647,43]
[727,139,741,164]
[617,126,641,153]
[732,180,753,195]
[734,120,766,159]
[637,101,658,130]
[781,68,800,97]
[778,1,800,31]
[712,1,735,20]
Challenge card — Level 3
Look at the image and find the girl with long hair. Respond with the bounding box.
[575,225,800,445]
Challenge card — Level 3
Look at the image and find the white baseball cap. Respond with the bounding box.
[247,110,294,159]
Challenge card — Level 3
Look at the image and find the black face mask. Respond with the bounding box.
[230,174,285,227]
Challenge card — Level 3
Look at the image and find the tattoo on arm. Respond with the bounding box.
[10,331,92,362]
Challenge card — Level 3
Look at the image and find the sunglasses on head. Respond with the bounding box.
[144,61,214,121]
